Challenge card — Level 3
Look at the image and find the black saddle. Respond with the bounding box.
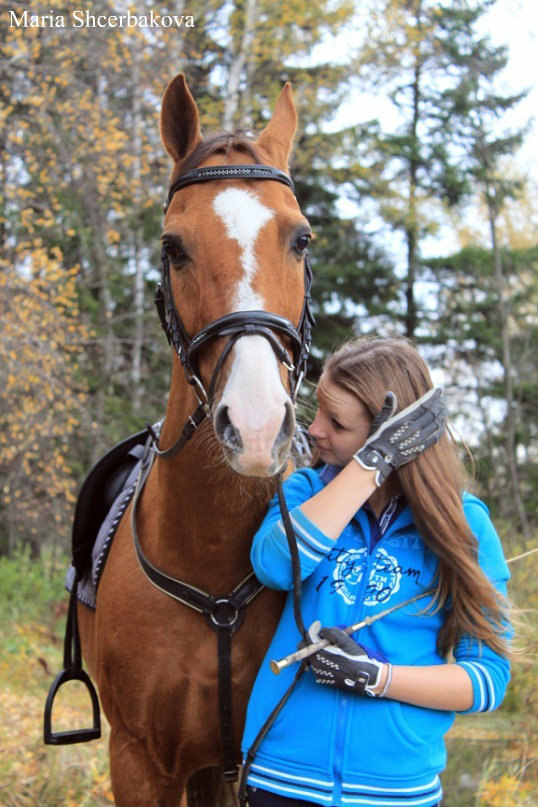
[71,428,149,579]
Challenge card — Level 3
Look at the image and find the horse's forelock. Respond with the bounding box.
[170,133,262,187]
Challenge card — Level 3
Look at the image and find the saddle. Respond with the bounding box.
[71,427,149,577]
[65,425,159,609]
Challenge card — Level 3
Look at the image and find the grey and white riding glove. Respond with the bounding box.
[303,623,390,698]
[354,388,446,487]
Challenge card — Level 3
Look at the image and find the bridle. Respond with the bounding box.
[153,163,315,457]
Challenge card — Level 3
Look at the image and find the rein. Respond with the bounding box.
[237,475,308,805]
[133,162,315,783]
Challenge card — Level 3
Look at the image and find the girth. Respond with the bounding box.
[131,435,265,782]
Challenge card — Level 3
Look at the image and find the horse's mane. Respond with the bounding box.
[171,132,262,186]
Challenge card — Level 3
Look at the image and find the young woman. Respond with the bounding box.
[241,337,511,807]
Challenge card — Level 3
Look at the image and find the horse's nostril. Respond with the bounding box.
[274,401,295,451]
[214,405,243,453]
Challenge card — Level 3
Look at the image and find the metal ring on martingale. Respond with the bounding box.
[210,599,240,629]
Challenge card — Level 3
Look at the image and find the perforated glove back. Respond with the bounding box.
[354,388,446,486]
[304,624,387,697]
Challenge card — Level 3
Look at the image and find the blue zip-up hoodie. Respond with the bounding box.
[242,467,511,807]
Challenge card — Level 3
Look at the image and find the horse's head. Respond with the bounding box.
[159,75,312,478]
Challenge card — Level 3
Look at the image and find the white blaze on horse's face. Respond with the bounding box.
[213,188,271,310]
[212,187,295,477]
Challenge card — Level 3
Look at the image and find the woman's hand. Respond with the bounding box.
[302,623,390,697]
[354,388,446,487]
[302,622,474,710]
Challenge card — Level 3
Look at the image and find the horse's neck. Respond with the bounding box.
[153,375,277,592]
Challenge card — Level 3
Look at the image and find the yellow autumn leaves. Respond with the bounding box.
[0,247,89,544]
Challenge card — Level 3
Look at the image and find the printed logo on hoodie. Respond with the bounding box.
[330,546,403,606]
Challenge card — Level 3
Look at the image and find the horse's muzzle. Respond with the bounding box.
[214,400,295,477]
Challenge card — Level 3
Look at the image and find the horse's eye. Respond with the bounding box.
[162,237,187,267]
[294,233,311,254]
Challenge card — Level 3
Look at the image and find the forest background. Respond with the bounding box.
[0,0,536,805]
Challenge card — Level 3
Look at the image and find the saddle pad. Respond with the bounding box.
[65,444,145,609]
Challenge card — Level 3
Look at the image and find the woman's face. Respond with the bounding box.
[309,374,373,467]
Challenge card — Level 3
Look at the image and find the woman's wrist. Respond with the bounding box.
[371,663,393,697]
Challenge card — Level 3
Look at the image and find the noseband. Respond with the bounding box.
[153,163,315,456]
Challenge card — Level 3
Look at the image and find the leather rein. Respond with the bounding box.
[132,163,315,782]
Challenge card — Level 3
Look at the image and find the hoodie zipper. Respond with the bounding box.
[331,518,375,804]
[332,689,348,804]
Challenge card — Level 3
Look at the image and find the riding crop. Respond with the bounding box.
[270,547,537,674]
[270,588,434,674]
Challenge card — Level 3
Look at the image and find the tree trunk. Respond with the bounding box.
[472,357,504,514]
[405,25,422,338]
[0,137,6,254]
[486,190,530,538]
[222,0,258,130]
[130,46,144,412]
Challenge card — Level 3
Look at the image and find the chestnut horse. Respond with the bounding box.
[78,74,313,805]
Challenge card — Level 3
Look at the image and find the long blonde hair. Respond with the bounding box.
[324,336,510,658]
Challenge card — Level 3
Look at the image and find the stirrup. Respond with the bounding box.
[43,576,101,744]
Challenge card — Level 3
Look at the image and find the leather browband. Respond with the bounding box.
[164,164,295,212]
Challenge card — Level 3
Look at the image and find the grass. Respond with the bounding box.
[0,541,536,806]
[444,713,536,805]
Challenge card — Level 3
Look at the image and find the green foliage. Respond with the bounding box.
[352,0,529,337]
[1,0,535,544]
[295,175,398,361]
[0,548,67,626]
[422,244,537,521]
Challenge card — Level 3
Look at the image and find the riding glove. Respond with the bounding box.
[303,623,389,697]
[354,387,446,486]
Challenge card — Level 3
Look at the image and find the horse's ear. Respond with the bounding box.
[254,83,297,171]
[160,74,203,163]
